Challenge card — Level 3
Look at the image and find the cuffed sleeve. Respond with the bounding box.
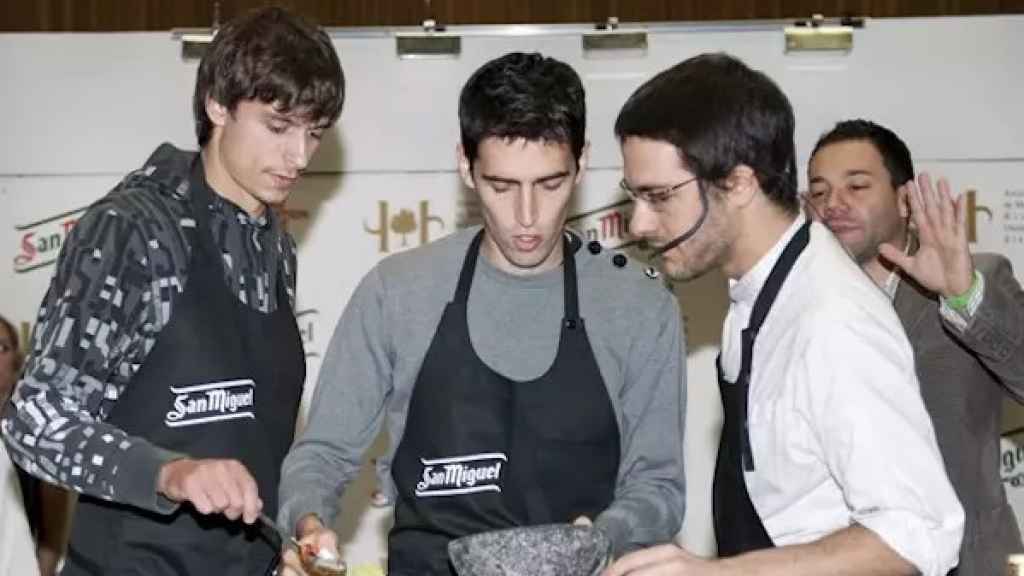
[805,312,964,576]
[1,202,184,513]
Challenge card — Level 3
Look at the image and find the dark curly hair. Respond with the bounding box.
[810,119,915,189]
[193,6,345,146]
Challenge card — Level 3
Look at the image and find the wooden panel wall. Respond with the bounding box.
[2,0,1024,31]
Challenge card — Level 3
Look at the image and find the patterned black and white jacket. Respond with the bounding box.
[1,143,297,512]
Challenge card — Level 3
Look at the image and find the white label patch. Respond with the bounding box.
[164,379,256,428]
[415,452,507,497]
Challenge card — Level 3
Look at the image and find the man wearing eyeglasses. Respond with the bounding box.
[603,53,963,575]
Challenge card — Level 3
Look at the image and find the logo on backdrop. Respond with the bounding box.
[365,201,446,253]
[13,203,310,274]
[1002,189,1024,246]
[13,207,88,273]
[1004,434,1024,488]
[964,188,992,244]
[362,196,641,254]
[566,198,639,251]
[415,452,507,497]
[296,308,320,359]
[164,379,256,428]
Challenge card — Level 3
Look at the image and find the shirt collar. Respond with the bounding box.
[729,213,806,306]
[187,160,272,230]
[882,269,901,301]
[880,235,913,301]
[210,192,271,229]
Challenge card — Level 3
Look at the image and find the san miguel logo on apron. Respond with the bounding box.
[415,452,507,498]
[164,379,257,428]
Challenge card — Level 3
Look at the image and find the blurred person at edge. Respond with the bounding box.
[1,314,40,576]
[1,314,73,576]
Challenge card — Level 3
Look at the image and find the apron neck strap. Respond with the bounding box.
[739,219,811,381]
[561,232,579,322]
[454,231,486,303]
[747,220,811,334]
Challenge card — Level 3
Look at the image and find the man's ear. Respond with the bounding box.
[723,164,759,208]
[896,181,912,220]
[456,143,475,190]
[206,97,230,128]
[573,141,591,185]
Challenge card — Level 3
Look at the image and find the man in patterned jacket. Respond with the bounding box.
[1,7,344,575]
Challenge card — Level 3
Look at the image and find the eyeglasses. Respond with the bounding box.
[620,176,699,210]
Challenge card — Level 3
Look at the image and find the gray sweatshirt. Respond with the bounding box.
[278,226,686,555]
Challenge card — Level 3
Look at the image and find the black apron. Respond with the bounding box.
[388,231,620,576]
[63,158,305,576]
[712,220,810,557]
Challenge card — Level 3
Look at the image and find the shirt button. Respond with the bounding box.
[612,254,628,268]
[587,240,602,254]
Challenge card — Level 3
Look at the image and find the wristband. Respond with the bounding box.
[944,270,981,312]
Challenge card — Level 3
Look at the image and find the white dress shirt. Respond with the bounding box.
[720,214,965,576]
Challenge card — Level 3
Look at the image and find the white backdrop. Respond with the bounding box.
[2,15,1024,573]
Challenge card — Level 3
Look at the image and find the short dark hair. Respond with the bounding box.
[459,52,586,168]
[810,119,915,189]
[193,6,345,146]
[615,53,798,212]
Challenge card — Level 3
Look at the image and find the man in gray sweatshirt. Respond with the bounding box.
[278,51,687,576]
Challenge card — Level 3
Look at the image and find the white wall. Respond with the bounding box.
[2,16,1023,572]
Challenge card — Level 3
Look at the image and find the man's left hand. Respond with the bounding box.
[602,543,718,576]
[878,172,974,298]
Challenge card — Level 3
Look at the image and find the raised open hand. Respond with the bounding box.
[877,173,974,298]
